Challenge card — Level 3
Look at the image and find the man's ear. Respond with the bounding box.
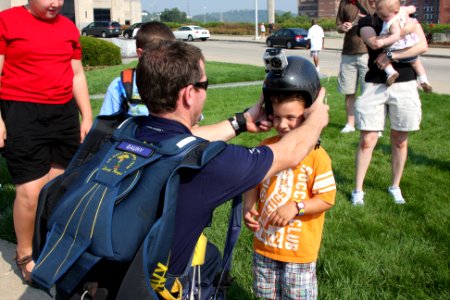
[179,85,194,108]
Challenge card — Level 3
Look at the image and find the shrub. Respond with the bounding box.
[80,36,121,67]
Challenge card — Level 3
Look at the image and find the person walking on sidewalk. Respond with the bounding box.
[260,23,266,39]
[307,19,325,73]
[336,0,375,134]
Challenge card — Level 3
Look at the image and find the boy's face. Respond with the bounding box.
[28,0,64,20]
[272,100,305,137]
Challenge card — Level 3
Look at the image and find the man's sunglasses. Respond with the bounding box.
[192,80,209,91]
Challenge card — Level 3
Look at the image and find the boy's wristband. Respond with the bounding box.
[296,201,305,216]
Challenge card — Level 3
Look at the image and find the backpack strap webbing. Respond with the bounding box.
[120,68,143,105]
[213,194,242,299]
[120,68,134,102]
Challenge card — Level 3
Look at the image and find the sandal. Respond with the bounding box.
[14,253,35,286]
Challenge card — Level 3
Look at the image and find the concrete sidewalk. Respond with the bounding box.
[0,240,52,300]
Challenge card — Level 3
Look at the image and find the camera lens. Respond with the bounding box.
[271,58,282,68]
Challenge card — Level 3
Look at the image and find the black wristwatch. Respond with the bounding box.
[228,112,247,136]
[386,50,394,61]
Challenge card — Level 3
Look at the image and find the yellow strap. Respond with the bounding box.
[157,278,183,300]
[191,233,208,266]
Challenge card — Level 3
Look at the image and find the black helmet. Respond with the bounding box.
[263,56,320,115]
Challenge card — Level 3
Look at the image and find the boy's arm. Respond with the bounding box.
[243,188,261,232]
[267,196,333,227]
[100,78,123,115]
[72,59,93,142]
[0,55,5,148]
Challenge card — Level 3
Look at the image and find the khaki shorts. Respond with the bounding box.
[355,81,422,131]
[338,54,369,95]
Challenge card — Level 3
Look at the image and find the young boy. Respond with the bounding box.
[244,88,336,299]
[374,0,432,91]
[99,21,175,117]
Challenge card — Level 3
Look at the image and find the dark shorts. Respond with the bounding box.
[0,99,80,184]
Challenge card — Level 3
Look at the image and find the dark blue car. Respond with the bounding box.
[266,28,310,49]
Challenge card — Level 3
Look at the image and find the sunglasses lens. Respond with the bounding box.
[193,80,208,91]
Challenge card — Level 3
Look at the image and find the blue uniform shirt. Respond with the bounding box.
[136,115,274,275]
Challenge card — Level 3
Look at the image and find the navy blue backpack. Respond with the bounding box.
[32,115,242,299]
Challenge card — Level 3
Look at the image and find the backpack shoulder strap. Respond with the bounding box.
[120,68,134,103]
[120,68,143,106]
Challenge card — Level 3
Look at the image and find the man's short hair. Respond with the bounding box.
[136,21,175,49]
[136,40,205,114]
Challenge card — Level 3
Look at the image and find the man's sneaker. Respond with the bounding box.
[341,124,355,133]
[351,190,365,205]
[386,72,399,86]
[388,186,406,204]
[421,82,433,93]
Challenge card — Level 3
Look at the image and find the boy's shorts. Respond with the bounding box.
[310,50,320,57]
[0,99,80,184]
[355,81,422,131]
[338,54,369,95]
[253,252,317,300]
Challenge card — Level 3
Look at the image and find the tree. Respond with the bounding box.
[160,8,187,23]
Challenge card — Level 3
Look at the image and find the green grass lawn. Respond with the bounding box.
[0,63,449,299]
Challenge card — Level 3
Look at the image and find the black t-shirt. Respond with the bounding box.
[358,14,416,84]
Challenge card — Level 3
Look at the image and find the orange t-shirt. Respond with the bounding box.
[254,136,336,263]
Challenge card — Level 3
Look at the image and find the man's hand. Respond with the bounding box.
[304,88,329,130]
[244,94,272,133]
[375,52,391,70]
[267,201,298,227]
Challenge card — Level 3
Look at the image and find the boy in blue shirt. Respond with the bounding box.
[99,22,175,117]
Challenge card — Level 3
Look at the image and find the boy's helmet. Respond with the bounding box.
[263,56,321,115]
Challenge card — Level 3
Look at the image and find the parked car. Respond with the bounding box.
[123,22,143,39]
[265,28,310,49]
[173,25,210,42]
[81,21,122,38]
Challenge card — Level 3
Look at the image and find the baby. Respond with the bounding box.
[375,0,432,91]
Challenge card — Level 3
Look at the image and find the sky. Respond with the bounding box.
[142,0,298,17]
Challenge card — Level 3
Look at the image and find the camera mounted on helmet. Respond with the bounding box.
[262,50,321,116]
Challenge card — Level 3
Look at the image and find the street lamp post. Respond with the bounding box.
[203,6,206,23]
[254,0,259,40]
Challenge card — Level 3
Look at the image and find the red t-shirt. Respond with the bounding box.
[0,6,82,104]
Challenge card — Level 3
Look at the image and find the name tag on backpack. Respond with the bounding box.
[117,141,153,157]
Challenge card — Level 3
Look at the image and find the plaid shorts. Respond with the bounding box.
[253,252,318,300]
